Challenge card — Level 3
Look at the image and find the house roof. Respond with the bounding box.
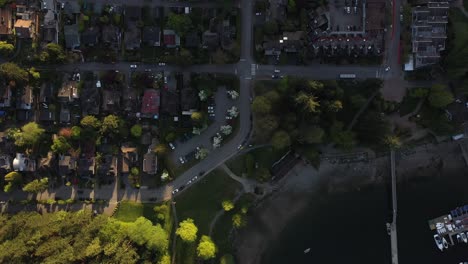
[124,23,141,50]
[42,27,57,43]
[60,108,70,123]
[141,89,160,115]
[143,152,157,174]
[163,29,180,47]
[181,87,198,111]
[64,1,80,15]
[102,24,119,44]
[14,19,31,28]
[18,85,33,110]
[0,6,12,35]
[202,31,219,48]
[81,82,100,115]
[59,155,76,175]
[39,109,55,121]
[81,27,99,45]
[124,6,141,24]
[58,80,78,101]
[64,24,80,49]
[102,89,120,112]
[142,26,160,45]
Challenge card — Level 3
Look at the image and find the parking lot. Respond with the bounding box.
[329,0,364,33]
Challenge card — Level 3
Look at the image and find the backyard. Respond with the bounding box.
[113,200,160,223]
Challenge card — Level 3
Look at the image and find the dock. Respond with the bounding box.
[390,150,399,264]
[428,206,468,246]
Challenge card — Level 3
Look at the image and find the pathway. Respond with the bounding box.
[220,164,256,193]
[208,191,243,237]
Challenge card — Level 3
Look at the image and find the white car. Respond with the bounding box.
[187,179,192,185]
[159,62,166,66]
[179,157,185,164]
[385,66,390,72]
[169,142,176,150]
[172,189,179,195]
[130,64,137,69]
[192,175,198,181]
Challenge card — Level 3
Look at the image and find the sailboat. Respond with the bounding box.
[304,248,311,254]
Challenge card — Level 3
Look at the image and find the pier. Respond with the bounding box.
[390,150,399,264]
[428,206,468,247]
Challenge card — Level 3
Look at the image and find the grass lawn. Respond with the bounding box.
[175,169,241,235]
[446,8,468,78]
[113,201,159,223]
[464,0,468,13]
[399,95,420,116]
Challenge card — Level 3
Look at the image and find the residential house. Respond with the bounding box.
[124,6,141,50]
[142,151,157,175]
[124,6,142,25]
[81,81,100,116]
[81,27,99,47]
[181,86,198,114]
[163,29,180,48]
[202,31,219,49]
[64,24,80,49]
[39,83,54,103]
[0,6,13,39]
[102,24,121,49]
[185,31,200,48]
[282,31,304,53]
[121,145,138,174]
[78,157,95,178]
[59,108,70,123]
[39,109,55,122]
[58,155,76,177]
[0,85,12,108]
[262,40,282,56]
[0,154,11,172]
[268,0,287,23]
[123,86,138,113]
[221,20,236,50]
[63,1,80,23]
[57,80,78,103]
[13,153,36,172]
[97,155,118,178]
[142,26,161,46]
[41,0,59,44]
[14,19,33,38]
[410,0,449,69]
[140,89,160,119]
[102,89,121,113]
[17,85,33,110]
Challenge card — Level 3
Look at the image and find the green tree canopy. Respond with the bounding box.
[130,124,142,138]
[22,177,49,193]
[220,254,236,264]
[80,115,101,129]
[5,171,22,183]
[252,96,272,114]
[40,43,66,64]
[383,135,402,149]
[154,144,169,156]
[0,62,28,83]
[0,41,14,56]
[263,21,278,35]
[295,92,320,113]
[232,213,246,228]
[300,126,324,144]
[191,111,204,122]
[167,13,192,36]
[51,136,71,154]
[175,218,198,243]
[221,200,235,211]
[102,115,120,134]
[71,126,81,140]
[13,122,45,147]
[271,130,291,149]
[197,235,217,260]
[428,84,454,108]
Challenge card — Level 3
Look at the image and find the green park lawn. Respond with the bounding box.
[226,146,288,178]
[113,201,159,223]
[446,8,468,78]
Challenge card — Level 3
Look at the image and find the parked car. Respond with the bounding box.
[130,64,137,69]
[169,142,176,150]
[172,189,179,194]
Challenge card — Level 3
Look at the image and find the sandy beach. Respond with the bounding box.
[234,141,467,264]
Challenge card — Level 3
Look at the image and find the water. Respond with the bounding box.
[263,169,468,264]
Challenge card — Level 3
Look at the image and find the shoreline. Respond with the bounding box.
[233,141,466,264]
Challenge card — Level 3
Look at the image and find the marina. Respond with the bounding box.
[428,205,468,250]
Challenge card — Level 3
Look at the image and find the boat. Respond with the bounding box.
[461,232,468,243]
[457,234,462,243]
[433,234,444,251]
[386,223,391,235]
[304,248,311,254]
[442,237,449,249]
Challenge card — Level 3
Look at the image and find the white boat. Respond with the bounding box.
[442,237,449,249]
[461,232,468,243]
[457,234,462,243]
[304,248,311,254]
[434,234,444,251]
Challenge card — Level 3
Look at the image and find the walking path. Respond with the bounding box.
[220,164,256,193]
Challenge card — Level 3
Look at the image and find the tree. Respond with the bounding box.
[221,200,234,211]
[428,84,453,108]
[255,115,279,138]
[71,126,81,140]
[130,124,142,138]
[195,148,209,160]
[271,130,291,149]
[301,126,324,144]
[13,122,45,147]
[0,41,13,56]
[263,21,278,35]
[0,62,28,83]
[51,136,71,154]
[232,214,246,228]
[350,95,366,109]
[101,115,120,134]
[212,49,229,64]
[167,13,192,36]
[191,112,204,122]
[158,255,171,264]
[383,135,402,149]
[131,167,139,176]
[409,87,429,98]
[165,132,176,143]
[295,92,320,113]
[197,235,217,260]
[5,171,22,183]
[80,115,101,129]
[176,218,198,243]
[22,178,49,194]
[287,0,297,12]
[328,100,343,112]
[58,127,72,138]
[220,254,236,264]
[252,96,272,114]
[154,144,169,156]
[220,125,233,136]
[40,43,66,64]
[256,167,271,182]
[264,90,281,104]
[333,131,356,150]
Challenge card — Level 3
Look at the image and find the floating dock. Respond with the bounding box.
[428,205,468,246]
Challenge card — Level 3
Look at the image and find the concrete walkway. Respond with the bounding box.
[220,164,256,193]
